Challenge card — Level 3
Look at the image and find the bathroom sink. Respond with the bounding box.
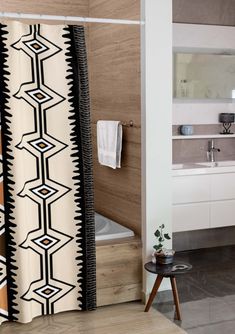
[172,163,209,170]
[193,161,235,168]
[172,161,235,170]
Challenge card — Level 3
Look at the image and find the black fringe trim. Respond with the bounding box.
[72,25,96,311]
[0,23,20,321]
[62,26,96,311]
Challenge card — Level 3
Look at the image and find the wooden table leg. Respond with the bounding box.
[144,275,163,312]
[170,276,182,321]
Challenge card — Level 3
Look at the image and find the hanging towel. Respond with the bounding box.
[97,120,123,169]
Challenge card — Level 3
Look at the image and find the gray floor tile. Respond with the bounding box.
[187,319,235,334]
[158,245,235,333]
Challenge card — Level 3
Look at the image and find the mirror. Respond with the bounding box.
[173,52,235,100]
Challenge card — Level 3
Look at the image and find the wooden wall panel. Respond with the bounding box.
[88,24,141,235]
[96,237,142,306]
[1,0,140,20]
[89,24,141,123]
[173,0,235,26]
[1,0,88,17]
[89,0,140,20]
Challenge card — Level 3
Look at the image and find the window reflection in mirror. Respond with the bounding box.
[173,52,235,100]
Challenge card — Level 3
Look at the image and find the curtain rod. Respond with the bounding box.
[0,12,144,25]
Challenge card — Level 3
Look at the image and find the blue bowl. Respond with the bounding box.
[180,125,194,136]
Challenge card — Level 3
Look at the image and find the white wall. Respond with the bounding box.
[173,23,235,125]
[141,0,172,299]
[173,24,235,51]
[173,103,235,125]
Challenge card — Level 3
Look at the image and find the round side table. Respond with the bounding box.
[144,261,192,321]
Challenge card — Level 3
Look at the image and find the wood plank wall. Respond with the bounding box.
[173,0,235,26]
[88,1,141,235]
[1,0,88,16]
[89,0,140,20]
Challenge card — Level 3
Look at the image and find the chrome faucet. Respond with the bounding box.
[207,139,220,162]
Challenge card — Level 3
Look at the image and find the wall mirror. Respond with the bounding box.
[173,52,235,100]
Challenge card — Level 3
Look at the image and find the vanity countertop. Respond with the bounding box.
[172,161,235,176]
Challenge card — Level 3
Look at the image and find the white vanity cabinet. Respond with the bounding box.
[173,203,210,232]
[173,175,211,204]
[211,174,235,200]
[172,169,235,232]
[211,201,235,228]
[210,173,235,227]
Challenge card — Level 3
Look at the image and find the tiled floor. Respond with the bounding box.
[153,245,235,334]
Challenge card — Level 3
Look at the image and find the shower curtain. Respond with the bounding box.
[0,21,96,324]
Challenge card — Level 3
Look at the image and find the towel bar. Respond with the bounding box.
[95,120,134,128]
[122,120,134,127]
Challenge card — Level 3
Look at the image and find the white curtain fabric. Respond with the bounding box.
[0,21,96,324]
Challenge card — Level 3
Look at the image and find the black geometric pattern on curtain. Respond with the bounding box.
[0,22,96,324]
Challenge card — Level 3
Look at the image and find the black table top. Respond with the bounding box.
[144,261,192,276]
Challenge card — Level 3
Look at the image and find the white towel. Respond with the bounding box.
[97,120,123,169]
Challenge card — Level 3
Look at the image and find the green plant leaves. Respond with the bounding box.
[164,233,171,240]
[154,225,171,252]
[154,230,160,237]
[153,244,163,251]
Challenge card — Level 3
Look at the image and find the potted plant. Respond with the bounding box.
[153,224,175,265]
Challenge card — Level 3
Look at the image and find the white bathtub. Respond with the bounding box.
[95,213,135,241]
